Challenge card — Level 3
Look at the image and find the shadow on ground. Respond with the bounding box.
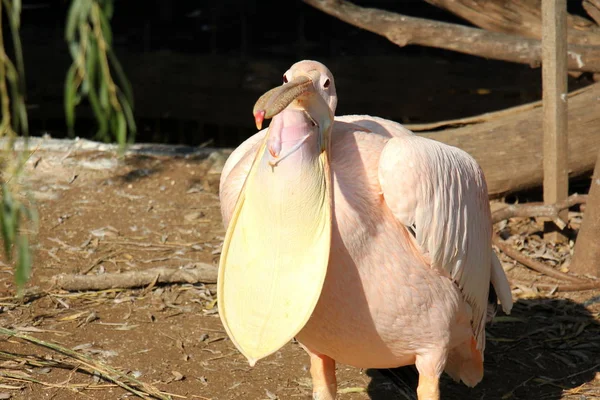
[366,298,600,400]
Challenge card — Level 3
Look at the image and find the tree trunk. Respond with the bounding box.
[303,0,600,72]
[423,0,600,46]
[416,82,600,197]
[570,150,600,277]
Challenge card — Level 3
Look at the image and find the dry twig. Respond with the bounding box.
[52,264,217,292]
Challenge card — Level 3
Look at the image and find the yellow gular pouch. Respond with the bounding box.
[218,138,332,365]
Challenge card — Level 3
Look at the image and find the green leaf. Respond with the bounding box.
[107,50,134,106]
[65,0,91,42]
[17,99,28,137]
[116,109,126,151]
[83,37,98,97]
[15,234,31,295]
[0,186,15,259]
[4,0,27,137]
[103,0,114,19]
[64,63,78,134]
[65,0,82,42]
[99,77,109,112]
[6,63,21,134]
[12,0,21,28]
[118,91,136,138]
[97,5,113,48]
[1,185,18,258]
[68,42,80,61]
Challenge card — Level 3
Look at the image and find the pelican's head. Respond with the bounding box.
[252,61,336,166]
[253,60,336,131]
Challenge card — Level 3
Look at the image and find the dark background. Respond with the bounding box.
[15,0,595,147]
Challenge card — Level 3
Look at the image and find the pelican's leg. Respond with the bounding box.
[301,345,337,400]
[415,350,446,400]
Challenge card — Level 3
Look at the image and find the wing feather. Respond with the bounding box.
[378,133,497,351]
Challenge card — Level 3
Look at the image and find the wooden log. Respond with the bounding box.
[570,150,600,277]
[542,0,569,242]
[584,0,600,26]
[303,0,600,72]
[424,0,600,46]
[417,82,600,198]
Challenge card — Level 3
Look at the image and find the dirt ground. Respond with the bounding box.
[1,139,599,400]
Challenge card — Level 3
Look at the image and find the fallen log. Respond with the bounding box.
[303,0,600,72]
[52,264,218,292]
[417,82,600,197]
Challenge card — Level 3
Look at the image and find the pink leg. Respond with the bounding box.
[415,350,446,400]
[301,346,337,400]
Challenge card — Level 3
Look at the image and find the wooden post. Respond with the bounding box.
[542,0,569,242]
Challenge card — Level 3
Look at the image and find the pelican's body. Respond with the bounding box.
[218,61,512,400]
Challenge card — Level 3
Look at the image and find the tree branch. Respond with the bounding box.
[491,194,587,224]
[303,0,600,72]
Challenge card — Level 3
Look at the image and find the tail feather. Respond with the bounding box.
[491,252,513,314]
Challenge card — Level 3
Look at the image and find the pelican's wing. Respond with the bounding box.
[336,114,413,139]
[378,133,512,351]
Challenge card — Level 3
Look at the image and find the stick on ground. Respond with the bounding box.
[492,235,585,283]
[536,281,600,292]
[52,263,217,292]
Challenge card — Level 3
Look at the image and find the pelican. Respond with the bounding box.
[218,60,512,400]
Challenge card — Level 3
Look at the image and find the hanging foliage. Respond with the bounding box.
[1,0,134,292]
[0,0,37,293]
[64,0,135,150]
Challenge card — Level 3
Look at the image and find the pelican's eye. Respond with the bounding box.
[283,75,288,84]
[323,79,330,89]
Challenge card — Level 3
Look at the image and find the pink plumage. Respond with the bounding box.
[219,61,512,400]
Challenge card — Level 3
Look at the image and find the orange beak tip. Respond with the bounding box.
[254,110,265,130]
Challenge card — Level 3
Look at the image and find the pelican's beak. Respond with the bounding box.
[252,74,333,159]
[218,73,334,365]
[252,75,312,130]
